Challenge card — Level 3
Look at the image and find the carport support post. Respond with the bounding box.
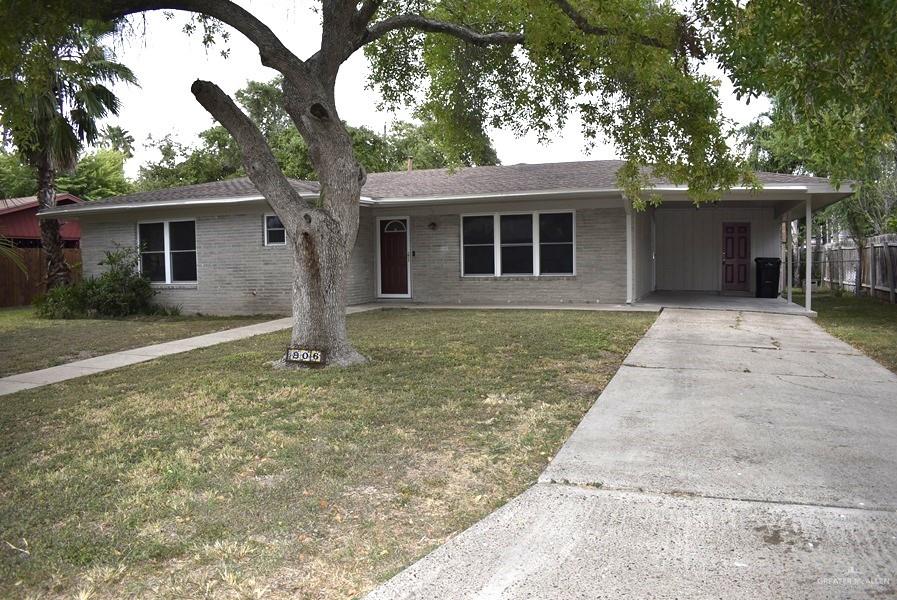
[624,197,634,304]
[805,196,812,312]
[787,219,793,303]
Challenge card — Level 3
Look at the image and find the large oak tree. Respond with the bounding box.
[12,0,747,366]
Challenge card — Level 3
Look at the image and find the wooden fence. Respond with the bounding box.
[0,247,82,308]
[815,234,897,301]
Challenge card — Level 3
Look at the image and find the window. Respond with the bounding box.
[500,214,534,274]
[462,215,495,275]
[461,212,574,276]
[138,220,197,283]
[264,214,286,245]
[539,212,574,274]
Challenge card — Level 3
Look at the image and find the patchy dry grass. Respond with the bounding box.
[0,307,275,377]
[0,309,654,599]
[795,289,897,373]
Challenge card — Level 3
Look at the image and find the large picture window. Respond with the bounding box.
[138,220,197,283]
[461,211,574,276]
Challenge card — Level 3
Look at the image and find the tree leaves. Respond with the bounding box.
[702,0,897,185]
[366,0,748,205]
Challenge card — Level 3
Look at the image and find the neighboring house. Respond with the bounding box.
[1,193,84,307]
[0,193,83,247]
[39,161,850,315]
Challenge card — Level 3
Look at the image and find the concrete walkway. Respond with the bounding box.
[637,290,814,316]
[366,309,897,599]
[0,304,386,397]
[0,317,292,396]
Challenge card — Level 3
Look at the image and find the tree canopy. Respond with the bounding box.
[702,0,897,185]
[0,147,132,200]
[136,77,500,191]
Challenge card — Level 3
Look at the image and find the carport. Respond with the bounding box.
[624,181,854,314]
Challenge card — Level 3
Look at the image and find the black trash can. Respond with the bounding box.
[755,257,782,298]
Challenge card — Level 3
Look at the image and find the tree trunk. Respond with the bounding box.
[36,160,70,289]
[279,80,367,368]
[855,240,864,296]
[287,217,365,367]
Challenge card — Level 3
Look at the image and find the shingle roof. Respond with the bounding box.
[1,193,82,216]
[41,160,837,214]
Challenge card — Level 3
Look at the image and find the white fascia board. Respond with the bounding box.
[367,185,830,207]
[39,182,849,217]
[38,194,322,218]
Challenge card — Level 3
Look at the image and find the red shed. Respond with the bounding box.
[0,193,83,245]
[1,193,84,307]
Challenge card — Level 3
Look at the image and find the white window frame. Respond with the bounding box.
[263,213,287,246]
[137,219,197,284]
[375,215,412,299]
[459,210,576,277]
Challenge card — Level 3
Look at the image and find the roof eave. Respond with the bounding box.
[37,183,853,217]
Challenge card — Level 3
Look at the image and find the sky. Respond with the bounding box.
[105,1,770,178]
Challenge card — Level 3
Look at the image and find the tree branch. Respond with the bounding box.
[190,79,308,233]
[548,0,672,50]
[361,14,525,49]
[354,0,384,30]
[87,0,307,76]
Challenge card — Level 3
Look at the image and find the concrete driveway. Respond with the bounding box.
[366,309,897,599]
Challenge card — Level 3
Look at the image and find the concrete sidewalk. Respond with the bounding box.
[0,317,292,396]
[366,309,897,599]
[0,304,387,397]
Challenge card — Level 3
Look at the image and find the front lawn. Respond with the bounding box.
[0,309,653,599]
[796,288,897,373]
[0,307,276,377]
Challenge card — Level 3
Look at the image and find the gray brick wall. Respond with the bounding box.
[375,207,627,305]
[79,203,627,313]
[80,206,376,315]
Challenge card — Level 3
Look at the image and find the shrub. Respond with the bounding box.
[33,284,89,319]
[35,246,162,319]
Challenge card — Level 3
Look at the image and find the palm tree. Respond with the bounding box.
[101,124,135,158]
[0,25,135,288]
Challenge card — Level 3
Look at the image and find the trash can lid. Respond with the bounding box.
[754,257,782,264]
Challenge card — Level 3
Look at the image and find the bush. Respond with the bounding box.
[35,246,165,319]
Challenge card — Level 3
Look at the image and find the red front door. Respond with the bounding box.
[722,222,751,292]
[379,218,409,296]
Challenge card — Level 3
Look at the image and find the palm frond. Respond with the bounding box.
[0,236,26,276]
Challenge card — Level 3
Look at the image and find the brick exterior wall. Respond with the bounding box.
[79,202,628,314]
[383,207,627,305]
[80,206,376,315]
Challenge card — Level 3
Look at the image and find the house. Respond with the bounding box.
[1,193,83,307]
[1,193,83,247]
[38,161,851,315]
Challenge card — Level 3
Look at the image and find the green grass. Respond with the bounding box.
[795,288,897,373]
[0,307,276,377]
[0,309,654,599]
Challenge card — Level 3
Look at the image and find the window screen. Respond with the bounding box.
[539,213,574,274]
[462,216,495,275]
[500,214,533,275]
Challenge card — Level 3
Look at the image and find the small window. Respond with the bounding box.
[138,220,197,283]
[539,213,574,274]
[265,215,286,245]
[462,215,495,275]
[383,220,406,233]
